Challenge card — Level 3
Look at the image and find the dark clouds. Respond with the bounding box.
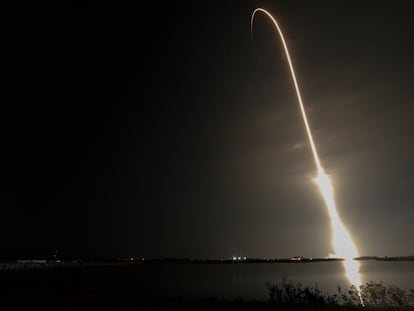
[3,1,414,259]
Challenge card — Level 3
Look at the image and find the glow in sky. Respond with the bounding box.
[251,8,363,304]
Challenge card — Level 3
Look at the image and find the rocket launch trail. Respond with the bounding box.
[251,8,363,304]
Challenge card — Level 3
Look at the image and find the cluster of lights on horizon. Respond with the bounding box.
[251,8,363,305]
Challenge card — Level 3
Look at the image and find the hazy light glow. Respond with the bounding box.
[251,8,363,304]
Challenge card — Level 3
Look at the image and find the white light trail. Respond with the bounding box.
[251,8,363,305]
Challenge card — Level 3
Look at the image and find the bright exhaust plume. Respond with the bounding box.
[251,8,363,304]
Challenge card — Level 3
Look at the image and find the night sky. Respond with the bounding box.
[3,1,414,259]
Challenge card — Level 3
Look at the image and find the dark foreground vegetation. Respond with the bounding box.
[265,278,414,308]
[1,280,414,310]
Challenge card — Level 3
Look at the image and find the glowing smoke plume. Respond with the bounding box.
[251,8,363,303]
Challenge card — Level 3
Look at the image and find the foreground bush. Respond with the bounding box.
[265,278,414,307]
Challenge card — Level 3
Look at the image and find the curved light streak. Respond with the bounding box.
[251,8,363,304]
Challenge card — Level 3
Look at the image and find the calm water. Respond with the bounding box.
[2,261,414,300]
[132,261,414,300]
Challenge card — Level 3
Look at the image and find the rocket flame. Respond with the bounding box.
[314,172,362,285]
[251,8,363,304]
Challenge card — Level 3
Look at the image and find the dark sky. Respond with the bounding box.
[3,1,414,259]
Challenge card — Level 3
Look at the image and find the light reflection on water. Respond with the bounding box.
[125,261,414,300]
[2,261,413,300]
